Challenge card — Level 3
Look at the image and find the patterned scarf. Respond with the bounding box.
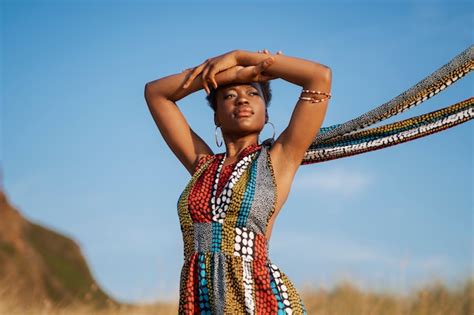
[285,45,473,165]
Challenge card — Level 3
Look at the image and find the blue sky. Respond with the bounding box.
[2,0,472,304]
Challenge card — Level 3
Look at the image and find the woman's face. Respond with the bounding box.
[214,83,267,139]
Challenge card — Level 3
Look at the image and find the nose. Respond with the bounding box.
[236,94,249,105]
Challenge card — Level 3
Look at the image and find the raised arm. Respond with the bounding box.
[144,55,241,175]
[236,49,332,174]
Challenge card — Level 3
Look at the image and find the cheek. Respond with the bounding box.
[216,104,234,120]
[256,104,267,119]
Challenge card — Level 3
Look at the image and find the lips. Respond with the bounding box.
[234,107,254,118]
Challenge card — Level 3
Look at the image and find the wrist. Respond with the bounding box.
[235,49,255,66]
[215,66,240,86]
[236,49,270,67]
[234,49,244,65]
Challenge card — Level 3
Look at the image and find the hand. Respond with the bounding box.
[220,49,283,84]
[182,50,240,94]
[234,56,276,83]
[255,49,283,80]
[257,49,283,56]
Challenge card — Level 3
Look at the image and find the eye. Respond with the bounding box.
[224,91,258,99]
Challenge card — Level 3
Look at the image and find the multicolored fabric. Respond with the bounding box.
[303,97,473,164]
[303,44,473,164]
[177,142,308,314]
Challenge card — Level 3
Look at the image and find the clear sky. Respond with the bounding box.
[2,0,472,304]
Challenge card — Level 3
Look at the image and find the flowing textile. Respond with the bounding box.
[303,45,473,164]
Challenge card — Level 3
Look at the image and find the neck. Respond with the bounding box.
[223,135,259,160]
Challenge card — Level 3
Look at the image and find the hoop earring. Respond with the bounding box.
[258,121,276,144]
[267,121,276,142]
[215,125,223,147]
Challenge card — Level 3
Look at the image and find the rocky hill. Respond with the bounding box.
[0,189,118,308]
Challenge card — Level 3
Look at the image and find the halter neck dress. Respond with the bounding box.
[177,139,308,314]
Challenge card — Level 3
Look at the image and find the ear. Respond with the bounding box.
[265,110,269,124]
[214,113,219,126]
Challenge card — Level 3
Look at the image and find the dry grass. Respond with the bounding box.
[1,278,472,315]
[0,302,178,315]
[300,278,473,315]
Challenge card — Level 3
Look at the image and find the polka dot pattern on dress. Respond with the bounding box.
[177,142,308,314]
[233,226,255,262]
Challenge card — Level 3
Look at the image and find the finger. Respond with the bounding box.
[255,58,274,79]
[181,67,198,88]
[203,81,209,95]
[253,67,265,81]
[207,68,219,89]
[183,61,207,88]
[183,68,200,88]
[259,74,274,81]
[183,66,202,88]
[203,82,210,95]
[201,73,210,95]
[201,63,214,87]
[259,57,275,71]
[206,78,214,93]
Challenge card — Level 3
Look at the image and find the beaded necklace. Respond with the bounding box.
[210,145,259,223]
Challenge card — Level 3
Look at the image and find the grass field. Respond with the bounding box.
[1,277,472,315]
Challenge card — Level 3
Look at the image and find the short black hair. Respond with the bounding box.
[205,81,272,112]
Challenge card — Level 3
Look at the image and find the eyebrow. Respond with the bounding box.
[224,86,258,93]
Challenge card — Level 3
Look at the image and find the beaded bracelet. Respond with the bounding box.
[299,96,330,103]
[302,89,331,97]
[299,89,332,103]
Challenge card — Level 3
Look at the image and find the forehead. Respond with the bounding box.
[220,83,260,92]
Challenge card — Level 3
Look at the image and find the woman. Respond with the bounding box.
[144,49,332,314]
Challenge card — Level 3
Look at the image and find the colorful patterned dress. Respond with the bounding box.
[177,140,308,314]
